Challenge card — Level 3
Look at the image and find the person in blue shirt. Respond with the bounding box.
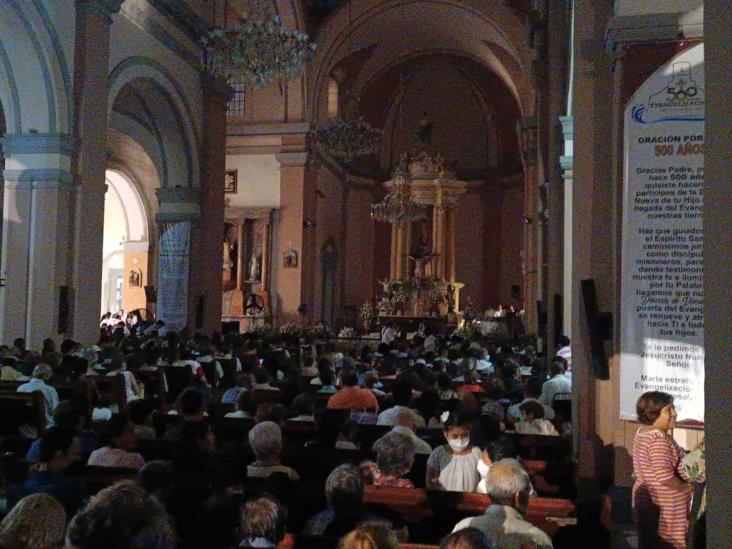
[8,427,88,516]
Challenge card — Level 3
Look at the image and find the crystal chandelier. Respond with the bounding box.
[370,165,427,225]
[314,112,383,164]
[203,0,315,88]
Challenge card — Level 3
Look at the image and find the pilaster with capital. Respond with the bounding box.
[0,134,77,347]
[69,0,122,344]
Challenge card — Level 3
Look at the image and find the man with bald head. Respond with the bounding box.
[452,458,552,549]
[372,410,433,455]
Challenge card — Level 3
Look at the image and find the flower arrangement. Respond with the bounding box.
[359,302,374,332]
[338,327,357,339]
[203,1,315,88]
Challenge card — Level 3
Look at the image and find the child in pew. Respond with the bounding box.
[514,401,559,436]
[335,419,361,450]
[427,412,482,492]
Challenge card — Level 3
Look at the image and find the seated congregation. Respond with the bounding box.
[0,327,593,549]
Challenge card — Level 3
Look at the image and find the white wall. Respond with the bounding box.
[225,154,281,208]
[615,0,702,16]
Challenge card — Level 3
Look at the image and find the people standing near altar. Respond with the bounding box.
[381,322,397,345]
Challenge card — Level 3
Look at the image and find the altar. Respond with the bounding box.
[375,152,467,324]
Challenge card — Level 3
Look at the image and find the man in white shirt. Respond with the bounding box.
[377,381,425,427]
[373,411,432,455]
[556,336,571,372]
[17,364,59,428]
[452,458,552,549]
[538,359,572,407]
[507,378,555,423]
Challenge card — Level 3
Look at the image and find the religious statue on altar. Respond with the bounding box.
[248,254,261,281]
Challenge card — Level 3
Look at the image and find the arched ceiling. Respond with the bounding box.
[308,0,534,121]
[306,0,532,181]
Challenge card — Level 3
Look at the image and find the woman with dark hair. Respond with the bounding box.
[632,391,693,549]
[87,414,144,470]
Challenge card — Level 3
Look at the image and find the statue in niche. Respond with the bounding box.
[418,111,433,146]
[249,254,261,281]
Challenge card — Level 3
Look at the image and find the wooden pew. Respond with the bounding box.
[0,392,46,436]
[161,366,193,402]
[362,486,576,538]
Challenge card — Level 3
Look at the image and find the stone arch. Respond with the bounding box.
[101,169,151,315]
[0,1,72,133]
[108,57,200,188]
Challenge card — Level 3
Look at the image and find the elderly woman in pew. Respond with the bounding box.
[247,421,301,482]
[304,464,408,541]
[360,431,416,488]
[239,496,288,549]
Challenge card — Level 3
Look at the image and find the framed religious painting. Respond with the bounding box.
[283,249,298,269]
[128,269,142,288]
[224,170,238,194]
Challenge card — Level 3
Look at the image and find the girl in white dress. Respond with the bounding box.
[426,412,481,492]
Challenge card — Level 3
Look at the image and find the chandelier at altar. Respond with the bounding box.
[314,111,383,164]
[203,0,315,87]
[370,163,427,225]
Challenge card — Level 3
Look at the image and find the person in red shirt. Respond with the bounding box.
[327,371,379,412]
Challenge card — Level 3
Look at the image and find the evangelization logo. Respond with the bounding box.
[631,62,704,124]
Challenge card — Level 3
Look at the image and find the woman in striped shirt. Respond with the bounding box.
[632,391,693,549]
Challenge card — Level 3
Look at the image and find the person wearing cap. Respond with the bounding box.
[17,364,60,427]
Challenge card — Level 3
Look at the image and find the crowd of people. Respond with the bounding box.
[0,321,703,548]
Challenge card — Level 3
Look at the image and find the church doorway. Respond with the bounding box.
[100,170,149,320]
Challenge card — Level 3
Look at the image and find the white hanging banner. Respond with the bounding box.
[620,44,705,423]
[157,221,191,331]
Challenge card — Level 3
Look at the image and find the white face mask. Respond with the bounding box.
[447,437,470,452]
[477,458,491,477]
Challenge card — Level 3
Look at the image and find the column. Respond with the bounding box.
[190,74,229,334]
[517,117,539,334]
[261,214,271,294]
[446,206,457,282]
[70,0,123,344]
[275,151,310,322]
[545,0,571,356]
[705,3,732,545]
[236,221,245,289]
[0,134,75,347]
[433,205,446,280]
[559,117,574,339]
[571,0,615,498]
[389,224,398,279]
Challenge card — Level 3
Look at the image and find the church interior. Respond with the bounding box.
[0,0,729,548]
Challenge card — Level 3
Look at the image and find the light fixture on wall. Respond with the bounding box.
[202,0,315,88]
